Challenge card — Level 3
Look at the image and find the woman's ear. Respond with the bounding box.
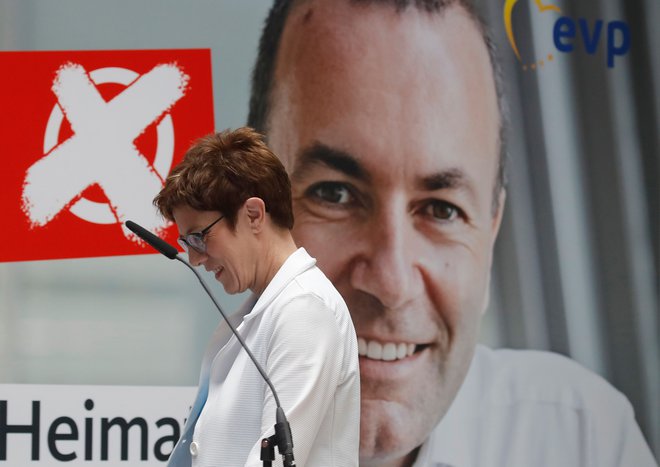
[244,197,266,232]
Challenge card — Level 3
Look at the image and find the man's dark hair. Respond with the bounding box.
[248,0,509,205]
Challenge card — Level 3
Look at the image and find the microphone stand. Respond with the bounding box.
[124,221,295,466]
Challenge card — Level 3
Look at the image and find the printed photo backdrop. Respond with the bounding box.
[0,0,656,464]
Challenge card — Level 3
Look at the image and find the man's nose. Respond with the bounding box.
[349,204,420,309]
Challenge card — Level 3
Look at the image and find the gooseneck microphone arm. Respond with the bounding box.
[125,220,295,467]
[179,256,285,408]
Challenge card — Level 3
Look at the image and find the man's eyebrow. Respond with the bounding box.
[417,168,471,192]
[291,142,371,182]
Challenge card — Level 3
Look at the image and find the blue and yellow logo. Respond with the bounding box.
[503,0,631,70]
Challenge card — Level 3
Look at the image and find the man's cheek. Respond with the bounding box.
[419,254,474,325]
[291,222,348,274]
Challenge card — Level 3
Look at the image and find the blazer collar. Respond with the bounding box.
[243,247,316,322]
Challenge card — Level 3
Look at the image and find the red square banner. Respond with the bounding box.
[0,49,214,262]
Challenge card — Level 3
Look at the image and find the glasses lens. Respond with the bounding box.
[177,238,189,252]
[186,234,206,254]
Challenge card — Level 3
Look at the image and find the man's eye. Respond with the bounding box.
[306,182,354,205]
[420,200,460,221]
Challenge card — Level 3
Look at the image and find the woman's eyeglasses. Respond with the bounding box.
[177,215,224,254]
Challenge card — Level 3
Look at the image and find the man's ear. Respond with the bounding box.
[244,197,266,232]
[481,189,506,317]
[492,189,506,236]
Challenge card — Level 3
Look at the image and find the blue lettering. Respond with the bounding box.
[553,16,576,52]
[607,21,630,68]
[578,18,603,54]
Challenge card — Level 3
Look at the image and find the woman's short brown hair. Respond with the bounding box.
[154,127,294,230]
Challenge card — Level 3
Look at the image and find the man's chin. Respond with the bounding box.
[359,399,428,466]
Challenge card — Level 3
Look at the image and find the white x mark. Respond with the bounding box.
[21,62,189,241]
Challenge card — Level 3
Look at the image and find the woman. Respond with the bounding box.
[153,127,360,466]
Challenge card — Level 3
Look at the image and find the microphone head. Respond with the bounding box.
[125,220,179,259]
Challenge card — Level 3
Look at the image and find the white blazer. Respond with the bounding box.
[168,248,360,467]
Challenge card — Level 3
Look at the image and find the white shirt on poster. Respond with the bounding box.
[413,345,657,467]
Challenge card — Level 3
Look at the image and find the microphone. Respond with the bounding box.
[125,221,178,259]
[125,220,295,466]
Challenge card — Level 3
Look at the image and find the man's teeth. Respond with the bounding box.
[357,338,416,361]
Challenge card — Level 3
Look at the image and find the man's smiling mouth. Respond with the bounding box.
[357,337,430,361]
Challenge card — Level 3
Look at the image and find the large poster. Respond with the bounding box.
[0,0,657,465]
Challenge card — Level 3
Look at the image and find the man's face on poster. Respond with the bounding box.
[266,1,504,464]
